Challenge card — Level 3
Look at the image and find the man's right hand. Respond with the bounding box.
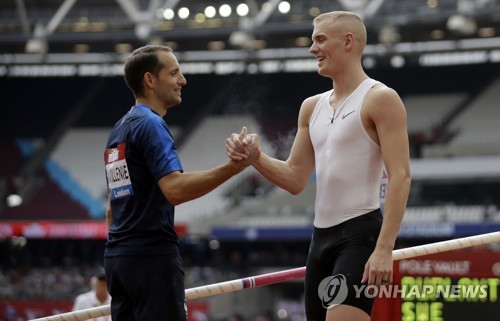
[226,126,261,163]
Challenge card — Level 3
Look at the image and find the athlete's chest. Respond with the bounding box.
[309,101,363,154]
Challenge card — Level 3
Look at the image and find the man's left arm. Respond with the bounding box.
[362,86,412,287]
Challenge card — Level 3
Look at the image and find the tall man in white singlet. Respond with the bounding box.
[226,11,411,321]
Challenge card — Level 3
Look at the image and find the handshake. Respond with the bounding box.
[226,126,261,164]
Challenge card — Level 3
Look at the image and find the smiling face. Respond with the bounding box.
[152,51,187,109]
[309,12,367,78]
[310,19,346,77]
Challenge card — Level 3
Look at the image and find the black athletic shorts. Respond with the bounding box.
[304,209,383,320]
[104,253,187,321]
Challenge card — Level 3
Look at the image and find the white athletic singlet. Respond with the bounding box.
[309,78,385,228]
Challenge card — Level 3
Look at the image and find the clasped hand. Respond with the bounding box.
[226,126,261,163]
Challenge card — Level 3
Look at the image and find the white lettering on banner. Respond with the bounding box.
[42,224,101,238]
[399,260,471,276]
[434,261,471,275]
[0,224,13,237]
[22,224,46,238]
[399,224,455,237]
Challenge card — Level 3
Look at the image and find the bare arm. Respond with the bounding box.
[158,159,254,206]
[227,96,318,195]
[158,128,257,206]
[361,86,411,286]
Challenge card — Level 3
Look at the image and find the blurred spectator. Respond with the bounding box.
[72,267,110,321]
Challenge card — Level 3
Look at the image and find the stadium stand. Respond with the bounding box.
[423,78,500,157]
[403,205,489,224]
[0,139,91,220]
[3,74,500,225]
[50,128,111,216]
[404,93,467,134]
[193,183,316,233]
[175,114,276,224]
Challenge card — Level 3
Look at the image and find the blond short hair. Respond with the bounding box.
[313,11,367,46]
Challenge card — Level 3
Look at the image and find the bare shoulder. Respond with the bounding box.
[302,93,322,110]
[361,82,407,143]
[365,83,405,115]
[299,93,323,123]
[369,83,402,102]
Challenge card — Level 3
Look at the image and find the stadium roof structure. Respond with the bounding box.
[1,0,500,68]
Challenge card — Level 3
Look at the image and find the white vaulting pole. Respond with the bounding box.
[30,231,500,321]
[391,230,500,260]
